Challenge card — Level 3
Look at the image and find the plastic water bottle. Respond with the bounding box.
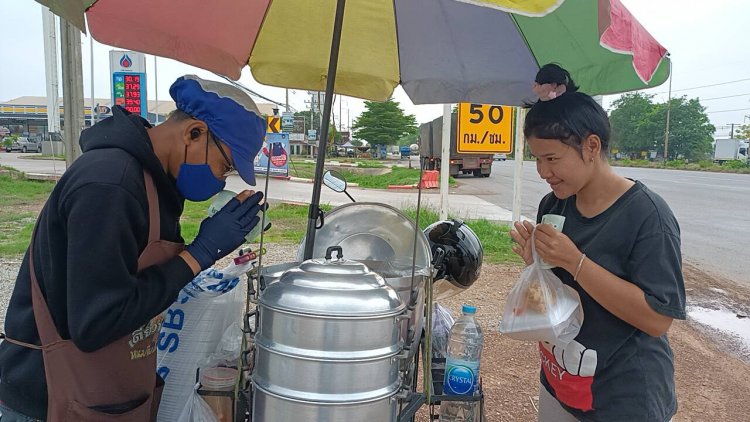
[208,190,268,242]
[440,304,484,422]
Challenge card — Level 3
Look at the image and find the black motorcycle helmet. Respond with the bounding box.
[424,219,483,298]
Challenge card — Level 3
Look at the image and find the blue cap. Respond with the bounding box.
[169,75,266,186]
[462,304,476,314]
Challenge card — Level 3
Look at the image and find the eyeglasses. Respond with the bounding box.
[208,131,236,177]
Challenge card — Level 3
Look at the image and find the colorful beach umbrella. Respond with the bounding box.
[38,0,668,106]
[36,0,669,259]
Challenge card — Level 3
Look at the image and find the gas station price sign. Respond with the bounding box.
[112,72,147,118]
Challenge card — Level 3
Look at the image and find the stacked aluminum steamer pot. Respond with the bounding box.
[249,203,482,422]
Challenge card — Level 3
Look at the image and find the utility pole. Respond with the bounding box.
[439,104,451,220]
[663,58,672,162]
[89,35,95,128]
[512,108,527,225]
[285,88,289,112]
[60,18,85,166]
[154,56,159,124]
[41,7,60,137]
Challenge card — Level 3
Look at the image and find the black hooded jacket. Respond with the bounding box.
[0,107,195,419]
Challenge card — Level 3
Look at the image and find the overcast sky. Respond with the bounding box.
[1,0,748,136]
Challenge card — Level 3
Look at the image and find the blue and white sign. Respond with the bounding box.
[281,112,294,131]
[254,133,289,177]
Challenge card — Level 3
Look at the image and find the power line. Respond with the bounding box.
[651,78,750,95]
[699,92,750,101]
[216,74,291,111]
[705,107,750,114]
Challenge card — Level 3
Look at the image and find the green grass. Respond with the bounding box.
[402,206,521,265]
[180,201,518,264]
[0,212,36,256]
[25,154,65,160]
[288,161,456,188]
[0,173,56,206]
[339,167,456,189]
[613,158,750,174]
[0,172,56,255]
[178,199,212,244]
[287,161,316,179]
[180,201,333,245]
[0,168,515,264]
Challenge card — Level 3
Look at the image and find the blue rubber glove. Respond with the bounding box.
[185,191,264,271]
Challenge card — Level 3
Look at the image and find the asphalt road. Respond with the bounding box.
[455,159,750,286]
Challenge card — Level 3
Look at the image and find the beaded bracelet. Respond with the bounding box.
[573,253,586,281]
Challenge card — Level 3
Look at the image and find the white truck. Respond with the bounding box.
[714,138,749,164]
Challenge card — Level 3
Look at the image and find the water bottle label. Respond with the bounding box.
[443,358,479,396]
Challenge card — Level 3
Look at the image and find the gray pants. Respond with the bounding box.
[538,386,579,422]
[537,386,674,422]
[0,404,42,422]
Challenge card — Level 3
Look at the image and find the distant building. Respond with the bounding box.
[0,96,277,138]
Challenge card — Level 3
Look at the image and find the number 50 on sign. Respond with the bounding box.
[457,103,515,154]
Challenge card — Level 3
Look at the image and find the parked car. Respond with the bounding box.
[493,153,507,161]
[5,137,42,153]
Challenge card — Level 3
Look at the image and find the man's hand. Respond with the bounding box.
[185,190,263,271]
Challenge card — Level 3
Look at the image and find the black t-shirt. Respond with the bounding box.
[536,180,686,422]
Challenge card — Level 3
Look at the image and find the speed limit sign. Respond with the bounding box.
[457,103,515,154]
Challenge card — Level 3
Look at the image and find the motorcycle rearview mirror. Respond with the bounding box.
[322,170,355,202]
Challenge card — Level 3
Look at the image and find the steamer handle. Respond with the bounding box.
[325,246,343,260]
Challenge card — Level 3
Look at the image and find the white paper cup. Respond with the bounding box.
[538,214,565,269]
[208,190,268,243]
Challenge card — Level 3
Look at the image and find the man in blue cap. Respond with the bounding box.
[0,75,266,420]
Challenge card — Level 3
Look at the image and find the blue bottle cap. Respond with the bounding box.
[462,304,477,314]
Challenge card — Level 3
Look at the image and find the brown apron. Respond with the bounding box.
[8,170,184,421]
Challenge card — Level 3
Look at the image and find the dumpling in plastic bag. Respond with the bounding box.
[499,232,582,346]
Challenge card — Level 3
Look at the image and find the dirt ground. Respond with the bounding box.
[419,262,750,421]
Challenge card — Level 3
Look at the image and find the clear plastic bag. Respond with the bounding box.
[183,259,254,298]
[199,321,243,369]
[499,229,582,346]
[177,384,219,422]
[156,270,245,422]
[431,303,455,359]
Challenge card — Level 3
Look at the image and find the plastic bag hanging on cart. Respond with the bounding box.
[432,303,455,359]
[182,258,255,298]
[157,262,246,422]
[499,230,582,346]
[177,384,219,422]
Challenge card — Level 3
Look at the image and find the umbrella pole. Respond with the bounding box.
[303,0,347,260]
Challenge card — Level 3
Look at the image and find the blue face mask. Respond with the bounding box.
[176,140,226,202]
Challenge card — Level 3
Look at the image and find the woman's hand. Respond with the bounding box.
[510,220,535,266]
[533,223,582,274]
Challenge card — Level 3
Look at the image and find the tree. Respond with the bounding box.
[646,97,714,160]
[609,93,714,160]
[736,124,750,140]
[294,110,320,133]
[351,97,417,146]
[397,132,418,146]
[609,92,657,155]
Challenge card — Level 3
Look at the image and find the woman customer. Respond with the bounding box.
[510,65,685,422]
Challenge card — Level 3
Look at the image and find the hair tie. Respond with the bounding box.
[532,82,567,101]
